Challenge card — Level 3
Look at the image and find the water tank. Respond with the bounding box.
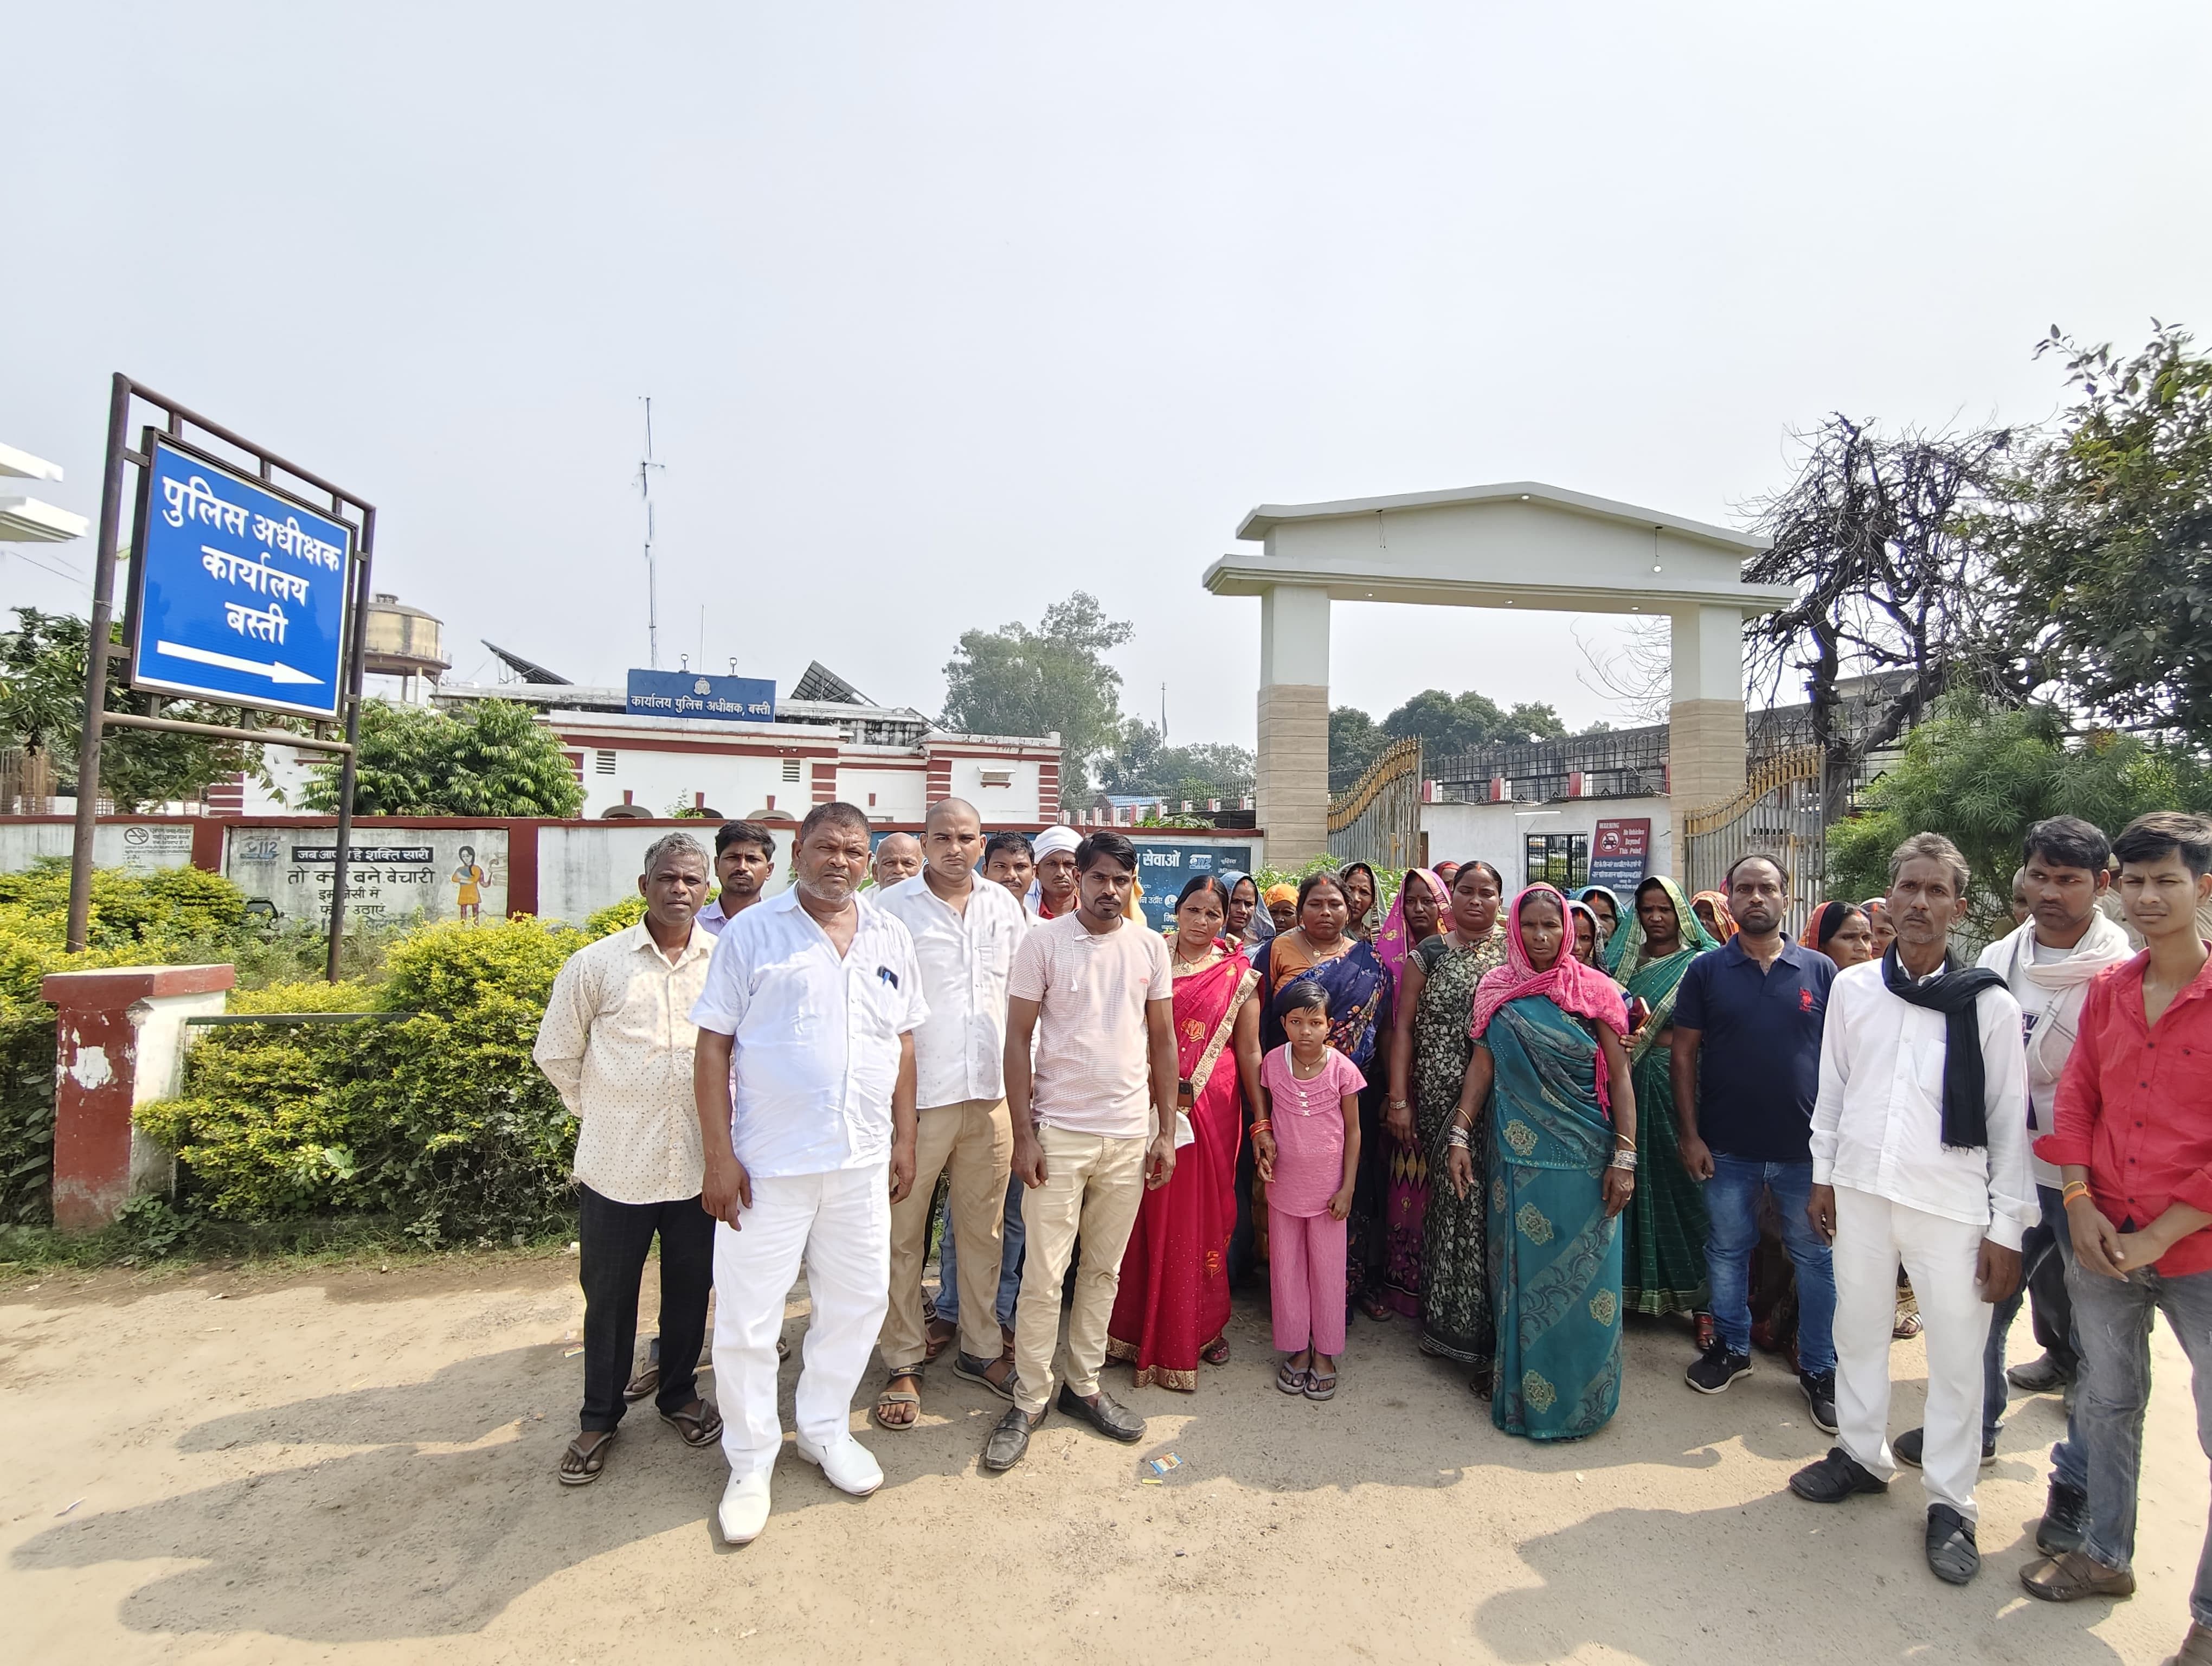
[362,593,449,679]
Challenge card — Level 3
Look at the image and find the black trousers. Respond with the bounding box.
[577,1184,715,1432]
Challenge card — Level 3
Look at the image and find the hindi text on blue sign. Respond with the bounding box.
[128,439,352,719]
[626,669,775,722]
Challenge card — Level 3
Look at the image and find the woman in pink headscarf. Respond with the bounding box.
[1442,883,1637,1437]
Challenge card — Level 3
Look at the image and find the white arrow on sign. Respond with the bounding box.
[153,639,325,686]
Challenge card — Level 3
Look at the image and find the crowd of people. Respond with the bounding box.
[530,797,2212,1662]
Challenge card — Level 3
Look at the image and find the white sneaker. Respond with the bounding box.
[717,1469,771,1544]
[795,1432,884,1497]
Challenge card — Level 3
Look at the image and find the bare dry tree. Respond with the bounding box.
[1742,415,2018,819]
[1572,617,1673,727]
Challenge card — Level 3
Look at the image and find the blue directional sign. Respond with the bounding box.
[626,669,776,722]
[128,439,352,719]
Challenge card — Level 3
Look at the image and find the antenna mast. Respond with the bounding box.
[638,397,665,668]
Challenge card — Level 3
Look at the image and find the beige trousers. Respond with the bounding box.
[879,1097,1013,1370]
[1011,1121,1147,1415]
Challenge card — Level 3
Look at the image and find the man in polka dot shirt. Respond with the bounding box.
[535,831,724,1487]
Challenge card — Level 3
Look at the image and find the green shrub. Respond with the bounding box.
[146,918,589,1241]
[0,857,246,949]
[584,894,647,938]
[360,919,583,1242]
[0,866,249,1225]
[137,981,384,1219]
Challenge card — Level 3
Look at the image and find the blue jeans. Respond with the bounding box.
[1706,1155,1836,1375]
[2068,1253,2212,1623]
[1982,1185,2088,1489]
[935,1171,1024,1332]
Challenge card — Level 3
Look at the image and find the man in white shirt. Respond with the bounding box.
[931,829,1045,1360]
[1789,832,2033,1587]
[1891,817,2127,1555]
[981,830,1177,1472]
[871,799,1028,1430]
[534,832,721,1486]
[691,802,926,1544]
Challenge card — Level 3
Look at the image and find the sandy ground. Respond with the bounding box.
[2,1254,2205,1666]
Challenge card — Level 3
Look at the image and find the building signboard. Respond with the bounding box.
[1589,817,1652,894]
[626,669,775,723]
[126,437,352,719]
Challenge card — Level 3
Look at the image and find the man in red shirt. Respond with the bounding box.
[2023,812,2212,1663]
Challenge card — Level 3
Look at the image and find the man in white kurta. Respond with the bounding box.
[692,802,925,1544]
[1789,834,2034,1588]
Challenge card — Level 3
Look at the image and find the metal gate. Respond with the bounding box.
[1682,746,1826,934]
[1328,738,1423,872]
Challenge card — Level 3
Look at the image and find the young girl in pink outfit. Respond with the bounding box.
[1256,979,1364,1400]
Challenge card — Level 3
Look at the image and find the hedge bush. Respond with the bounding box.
[134,981,384,1220]
[0,861,254,1225]
[142,917,590,1244]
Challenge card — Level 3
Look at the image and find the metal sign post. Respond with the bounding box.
[65,374,375,981]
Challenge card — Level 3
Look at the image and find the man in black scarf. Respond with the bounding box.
[1784,833,2034,1589]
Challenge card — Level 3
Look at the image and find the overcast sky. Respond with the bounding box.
[6,4,2209,746]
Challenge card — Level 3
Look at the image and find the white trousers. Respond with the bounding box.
[1831,1184,1995,1520]
[711,1163,890,1477]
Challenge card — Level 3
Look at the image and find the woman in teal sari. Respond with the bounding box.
[1603,875,1720,1333]
[1444,884,1636,1440]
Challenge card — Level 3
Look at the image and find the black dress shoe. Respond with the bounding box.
[1789,1446,1888,1503]
[982,1404,1041,1471]
[1057,1383,1146,1441]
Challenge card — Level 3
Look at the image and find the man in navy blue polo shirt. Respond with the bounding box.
[1671,852,1840,1431]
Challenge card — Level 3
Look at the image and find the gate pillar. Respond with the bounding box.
[1256,583,1332,865]
[1668,604,1747,879]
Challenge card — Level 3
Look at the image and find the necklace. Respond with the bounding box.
[1279,1050,1336,1114]
[1172,943,1221,975]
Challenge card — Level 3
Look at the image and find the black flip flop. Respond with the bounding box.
[659,1402,723,1449]
[558,1430,616,1485]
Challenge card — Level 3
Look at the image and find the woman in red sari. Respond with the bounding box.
[1108,874,1264,1390]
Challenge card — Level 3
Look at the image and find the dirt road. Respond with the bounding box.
[2,1254,2202,1664]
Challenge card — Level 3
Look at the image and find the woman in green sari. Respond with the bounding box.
[1603,875,1720,1332]
[1443,884,1637,1440]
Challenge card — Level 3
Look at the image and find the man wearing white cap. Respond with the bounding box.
[934,824,1083,1372]
[1028,825,1083,921]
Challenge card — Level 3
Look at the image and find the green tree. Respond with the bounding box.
[1992,322,2212,744]
[940,593,1131,812]
[1828,693,2212,941]
[0,607,272,811]
[1377,689,1566,760]
[1328,705,1384,793]
[304,699,584,817]
[1100,721,1253,805]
